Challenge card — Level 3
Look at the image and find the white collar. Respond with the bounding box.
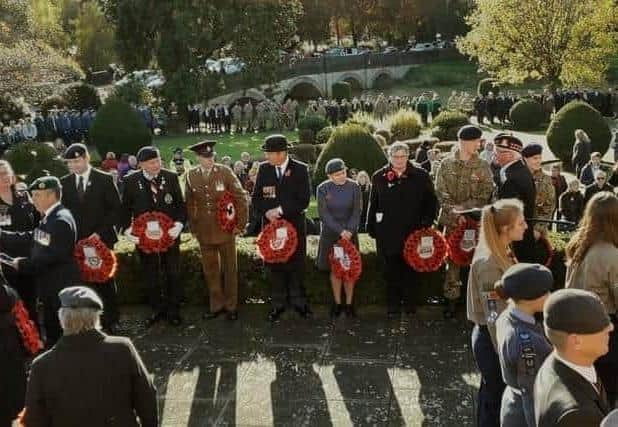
[276,157,290,173]
[142,170,158,181]
[75,166,92,185]
[554,352,598,385]
[44,201,61,219]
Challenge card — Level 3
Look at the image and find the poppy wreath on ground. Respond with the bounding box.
[132,211,175,254]
[12,300,43,355]
[74,236,118,283]
[329,238,362,284]
[403,227,448,272]
[446,219,480,267]
[539,234,555,267]
[217,191,237,233]
[256,219,298,263]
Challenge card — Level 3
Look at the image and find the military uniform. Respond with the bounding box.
[185,140,248,318]
[532,170,555,235]
[242,103,253,132]
[231,103,242,132]
[435,142,494,302]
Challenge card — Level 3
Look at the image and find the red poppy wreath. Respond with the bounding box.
[74,235,118,283]
[13,300,43,355]
[403,227,448,272]
[446,218,480,267]
[256,219,298,263]
[132,211,175,253]
[217,191,237,233]
[329,238,362,284]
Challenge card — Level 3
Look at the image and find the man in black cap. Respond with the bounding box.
[534,289,613,427]
[494,133,537,262]
[22,286,158,427]
[251,134,312,321]
[0,176,79,345]
[60,143,122,333]
[521,143,555,240]
[120,146,187,326]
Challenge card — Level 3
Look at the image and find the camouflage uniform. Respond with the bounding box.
[532,169,555,236]
[231,104,242,132]
[435,149,495,301]
[254,102,266,131]
[242,103,254,132]
[374,94,387,120]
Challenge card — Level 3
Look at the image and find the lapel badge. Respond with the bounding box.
[164,193,173,205]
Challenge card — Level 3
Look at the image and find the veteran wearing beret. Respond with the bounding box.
[251,134,312,322]
[120,146,187,327]
[185,140,248,321]
[521,143,555,239]
[0,176,79,346]
[534,289,613,427]
[22,286,158,427]
[435,125,495,318]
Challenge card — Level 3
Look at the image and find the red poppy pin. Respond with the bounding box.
[285,169,291,177]
[385,170,396,182]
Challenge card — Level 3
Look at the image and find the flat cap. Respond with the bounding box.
[498,263,553,300]
[494,133,523,153]
[325,158,346,175]
[58,286,103,310]
[261,134,291,152]
[521,143,543,158]
[63,143,88,159]
[189,140,216,158]
[29,176,61,191]
[544,289,610,334]
[457,125,482,141]
[136,146,160,163]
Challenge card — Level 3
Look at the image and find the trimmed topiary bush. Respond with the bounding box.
[547,101,611,170]
[90,99,152,157]
[430,110,470,141]
[332,81,352,101]
[298,114,329,135]
[316,126,333,145]
[4,142,68,183]
[62,83,102,111]
[389,109,422,141]
[0,95,26,123]
[314,123,387,184]
[509,99,545,130]
[108,79,155,106]
[477,78,500,96]
[40,95,68,114]
[298,128,315,145]
[289,144,317,164]
[347,111,376,133]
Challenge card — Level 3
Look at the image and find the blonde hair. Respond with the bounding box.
[356,170,370,186]
[574,129,590,143]
[475,198,524,270]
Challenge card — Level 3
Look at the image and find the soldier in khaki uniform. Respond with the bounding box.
[242,102,253,133]
[186,140,249,320]
[435,125,495,318]
[521,144,555,237]
[231,102,242,133]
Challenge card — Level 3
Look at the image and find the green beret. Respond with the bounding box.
[58,286,103,310]
[544,289,610,334]
[29,176,61,191]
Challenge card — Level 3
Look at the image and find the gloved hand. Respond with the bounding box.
[168,222,184,239]
[124,227,140,244]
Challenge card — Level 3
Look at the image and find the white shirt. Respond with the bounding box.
[276,157,290,178]
[554,352,598,386]
[75,166,92,189]
[43,201,62,221]
[499,158,522,184]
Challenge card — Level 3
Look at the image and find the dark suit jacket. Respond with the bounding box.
[366,162,438,256]
[61,168,122,248]
[535,354,609,427]
[23,330,158,427]
[251,158,311,267]
[579,162,602,186]
[584,183,614,205]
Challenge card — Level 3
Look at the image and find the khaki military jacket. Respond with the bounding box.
[185,164,248,246]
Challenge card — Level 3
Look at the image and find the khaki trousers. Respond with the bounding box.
[200,240,238,311]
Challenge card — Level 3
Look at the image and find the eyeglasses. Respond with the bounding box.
[597,177,606,181]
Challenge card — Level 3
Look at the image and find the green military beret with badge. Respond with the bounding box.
[29,176,62,192]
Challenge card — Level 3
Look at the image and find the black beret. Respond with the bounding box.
[58,286,103,310]
[0,284,18,313]
[325,158,346,175]
[457,125,483,141]
[261,134,291,152]
[63,143,88,159]
[29,176,61,191]
[544,289,610,334]
[498,263,553,300]
[494,133,523,153]
[136,146,160,163]
[521,143,543,158]
[188,140,216,158]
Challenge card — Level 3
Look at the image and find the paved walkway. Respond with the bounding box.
[121,306,479,427]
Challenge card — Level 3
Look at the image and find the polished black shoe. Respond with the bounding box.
[344,304,357,318]
[296,305,313,320]
[226,311,238,321]
[146,312,166,328]
[330,304,343,319]
[168,315,183,326]
[202,309,224,320]
[268,307,285,322]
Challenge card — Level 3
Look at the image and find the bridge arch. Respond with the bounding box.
[226,89,267,107]
[285,76,324,101]
[336,72,365,92]
[372,70,395,90]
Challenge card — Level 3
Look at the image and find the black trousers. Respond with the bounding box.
[472,324,504,427]
[41,292,62,347]
[383,254,419,313]
[268,265,308,311]
[85,279,119,329]
[138,244,182,316]
[596,316,618,408]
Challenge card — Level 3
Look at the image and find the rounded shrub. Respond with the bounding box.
[509,99,544,130]
[374,128,392,145]
[0,95,26,123]
[389,109,422,141]
[547,101,611,170]
[315,126,333,145]
[62,83,102,110]
[109,79,155,106]
[40,95,68,114]
[4,142,68,184]
[373,134,387,147]
[314,123,387,184]
[299,128,315,145]
[332,81,352,101]
[347,111,376,134]
[477,78,500,96]
[289,144,317,164]
[430,110,470,141]
[298,114,329,135]
[90,98,152,157]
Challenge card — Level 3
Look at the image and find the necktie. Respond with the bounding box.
[150,176,159,203]
[77,175,85,200]
[276,166,282,181]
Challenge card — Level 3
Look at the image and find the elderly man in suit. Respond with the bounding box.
[251,134,312,322]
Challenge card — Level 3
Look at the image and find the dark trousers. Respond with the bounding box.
[41,293,62,347]
[268,266,307,311]
[85,279,119,329]
[596,316,618,408]
[472,324,504,427]
[383,254,419,313]
[138,244,182,316]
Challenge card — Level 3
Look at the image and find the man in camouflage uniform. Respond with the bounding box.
[374,94,387,120]
[435,125,495,318]
[521,144,555,237]
[242,102,253,133]
[231,102,242,133]
[289,98,299,130]
[254,102,266,132]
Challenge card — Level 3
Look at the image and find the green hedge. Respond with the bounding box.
[114,232,570,305]
[389,109,422,141]
[509,99,544,130]
[62,83,102,111]
[332,81,352,101]
[4,142,68,183]
[430,110,470,141]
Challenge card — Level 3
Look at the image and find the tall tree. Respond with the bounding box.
[297,0,332,46]
[74,2,116,70]
[457,0,618,87]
